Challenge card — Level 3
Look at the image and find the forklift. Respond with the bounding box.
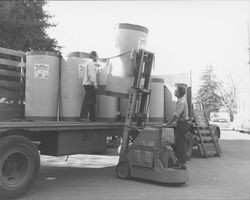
[116,49,189,183]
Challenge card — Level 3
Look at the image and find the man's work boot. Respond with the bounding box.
[79,118,90,122]
[172,164,187,170]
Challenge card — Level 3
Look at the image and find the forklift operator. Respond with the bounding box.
[80,51,98,121]
[165,86,189,170]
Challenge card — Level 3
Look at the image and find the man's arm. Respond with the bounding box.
[165,101,185,126]
[87,62,97,86]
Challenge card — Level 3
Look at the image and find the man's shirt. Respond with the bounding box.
[82,60,97,86]
[174,96,189,121]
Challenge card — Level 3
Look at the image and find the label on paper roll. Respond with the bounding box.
[34,64,49,79]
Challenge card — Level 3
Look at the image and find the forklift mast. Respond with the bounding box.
[119,49,154,159]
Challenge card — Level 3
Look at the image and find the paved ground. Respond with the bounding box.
[19,131,250,200]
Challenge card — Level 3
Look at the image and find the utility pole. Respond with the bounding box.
[247,21,250,126]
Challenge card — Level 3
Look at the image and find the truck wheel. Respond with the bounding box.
[214,127,220,139]
[0,135,40,199]
[185,132,193,160]
[116,160,130,179]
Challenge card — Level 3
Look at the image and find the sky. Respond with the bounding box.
[45,0,250,95]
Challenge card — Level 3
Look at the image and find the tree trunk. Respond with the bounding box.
[206,111,211,121]
[229,111,234,122]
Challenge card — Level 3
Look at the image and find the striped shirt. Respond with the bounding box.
[174,96,189,121]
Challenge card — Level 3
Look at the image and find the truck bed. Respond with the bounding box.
[0,121,125,133]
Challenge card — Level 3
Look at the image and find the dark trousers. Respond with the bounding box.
[80,85,96,121]
[174,120,189,165]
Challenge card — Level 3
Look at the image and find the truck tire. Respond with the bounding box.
[210,125,220,139]
[0,135,40,199]
[214,127,220,139]
[185,132,193,160]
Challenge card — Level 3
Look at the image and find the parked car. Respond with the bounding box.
[231,118,250,132]
[211,117,229,123]
[210,117,230,130]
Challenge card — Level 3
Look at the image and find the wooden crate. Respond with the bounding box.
[0,47,26,121]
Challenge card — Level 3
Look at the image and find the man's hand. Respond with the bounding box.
[165,115,177,128]
[163,123,169,127]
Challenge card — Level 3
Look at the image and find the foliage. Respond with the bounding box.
[196,66,223,119]
[214,75,237,122]
[0,0,61,52]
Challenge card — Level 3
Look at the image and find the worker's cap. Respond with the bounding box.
[175,83,187,88]
[90,51,98,58]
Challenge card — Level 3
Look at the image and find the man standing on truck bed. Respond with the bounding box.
[80,51,98,121]
[165,85,189,170]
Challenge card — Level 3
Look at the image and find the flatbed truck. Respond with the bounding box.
[0,47,221,198]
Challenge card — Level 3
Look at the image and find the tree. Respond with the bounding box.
[215,75,237,122]
[196,66,223,120]
[0,0,60,52]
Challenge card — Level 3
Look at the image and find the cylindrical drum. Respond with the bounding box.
[25,51,60,120]
[115,23,148,52]
[96,60,112,95]
[148,78,164,122]
[164,85,175,121]
[60,52,90,121]
[106,75,133,98]
[105,23,148,98]
[96,95,118,121]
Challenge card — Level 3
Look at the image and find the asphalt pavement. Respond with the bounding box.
[18,131,250,200]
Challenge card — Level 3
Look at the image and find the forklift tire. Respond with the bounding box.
[185,132,193,160]
[0,135,40,199]
[116,160,130,179]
